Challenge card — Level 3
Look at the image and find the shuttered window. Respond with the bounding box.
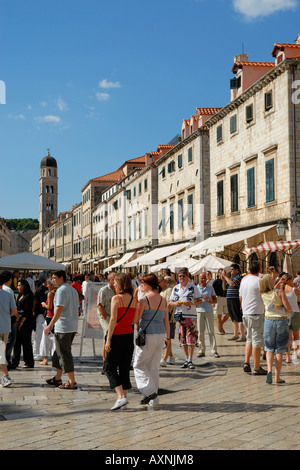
[265,159,275,202]
[230,174,238,212]
[217,180,224,216]
[247,167,255,208]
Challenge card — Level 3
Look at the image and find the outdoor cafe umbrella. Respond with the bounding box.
[0,252,66,271]
[189,255,232,275]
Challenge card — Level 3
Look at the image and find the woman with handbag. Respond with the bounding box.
[133,273,170,406]
[259,274,292,384]
[104,273,138,410]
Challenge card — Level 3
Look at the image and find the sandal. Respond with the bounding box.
[59,381,78,390]
[46,376,62,387]
[243,362,251,373]
[253,367,267,376]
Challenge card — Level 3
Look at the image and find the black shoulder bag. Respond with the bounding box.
[136,296,162,347]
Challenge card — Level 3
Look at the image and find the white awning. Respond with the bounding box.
[104,252,136,272]
[243,239,300,255]
[184,224,276,257]
[124,242,190,267]
[150,256,198,273]
[94,257,109,264]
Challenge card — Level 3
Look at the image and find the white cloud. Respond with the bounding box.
[96,92,110,101]
[99,79,122,89]
[36,115,61,124]
[233,0,298,19]
[39,101,47,107]
[56,96,69,111]
[8,114,25,120]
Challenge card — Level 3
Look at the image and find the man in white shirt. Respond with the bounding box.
[169,268,202,369]
[239,261,267,376]
[0,273,18,386]
[2,271,19,369]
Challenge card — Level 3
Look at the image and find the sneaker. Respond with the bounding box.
[2,375,11,387]
[111,397,128,411]
[236,337,246,342]
[188,361,195,369]
[228,336,239,341]
[160,359,167,367]
[213,352,220,358]
[167,356,175,365]
[180,360,189,369]
[197,352,205,357]
[149,396,160,406]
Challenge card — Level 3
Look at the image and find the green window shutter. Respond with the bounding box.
[217,180,224,216]
[230,115,237,134]
[230,174,238,212]
[188,147,193,162]
[265,159,275,202]
[247,167,255,207]
[178,154,183,168]
[187,194,193,226]
[178,199,183,229]
[217,125,222,143]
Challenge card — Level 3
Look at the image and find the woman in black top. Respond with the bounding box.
[11,279,35,368]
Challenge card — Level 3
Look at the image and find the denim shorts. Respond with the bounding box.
[263,318,289,354]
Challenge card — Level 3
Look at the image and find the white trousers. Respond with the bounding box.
[197,311,218,354]
[133,333,165,398]
[33,314,45,358]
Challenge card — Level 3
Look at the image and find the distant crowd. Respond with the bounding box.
[0,262,299,409]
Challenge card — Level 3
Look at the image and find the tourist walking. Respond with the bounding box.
[213,269,229,334]
[196,272,219,358]
[45,270,79,389]
[133,273,170,406]
[259,274,292,384]
[158,275,177,366]
[222,264,245,341]
[12,279,35,369]
[104,273,138,410]
[169,268,202,369]
[0,273,18,387]
[239,261,266,375]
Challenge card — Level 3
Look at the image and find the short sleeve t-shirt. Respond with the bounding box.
[54,283,79,333]
[226,274,242,299]
[169,282,202,319]
[239,275,264,315]
[196,284,215,313]
[0,289,16,334]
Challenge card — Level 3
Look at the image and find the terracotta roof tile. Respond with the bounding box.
[91,168,124,183]
[196,107,222,116]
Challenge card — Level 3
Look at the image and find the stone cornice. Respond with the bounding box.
[205,59,300,128]
[154,127,209,167]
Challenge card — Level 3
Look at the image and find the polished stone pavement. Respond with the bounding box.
[1,316,300,451]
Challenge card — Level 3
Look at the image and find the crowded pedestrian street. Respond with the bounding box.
[0,314,299,452]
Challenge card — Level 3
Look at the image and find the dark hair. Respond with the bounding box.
[0,274,5,286]
[18,279,32,296]
[231,263,241,273]
[53,270,67,282]
[249,261,261,275]
[141,273,161,293]
[114,273,133,295]
[1,271,12,283]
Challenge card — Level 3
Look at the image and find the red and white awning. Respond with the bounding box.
[243,240,300,255]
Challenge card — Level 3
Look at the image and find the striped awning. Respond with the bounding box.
[243,240,300,255]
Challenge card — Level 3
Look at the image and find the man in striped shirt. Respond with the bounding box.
[222,264,246,341]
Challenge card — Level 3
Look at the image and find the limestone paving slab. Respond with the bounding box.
[0,317,300,451]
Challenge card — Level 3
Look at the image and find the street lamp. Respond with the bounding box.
[276,220,285,238]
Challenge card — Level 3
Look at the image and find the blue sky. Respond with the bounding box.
[0,0,299,219]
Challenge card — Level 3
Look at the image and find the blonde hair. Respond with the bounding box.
[259,274,273,294]
[164,276,176,288]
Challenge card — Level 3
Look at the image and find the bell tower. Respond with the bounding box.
[39,150,58,235]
